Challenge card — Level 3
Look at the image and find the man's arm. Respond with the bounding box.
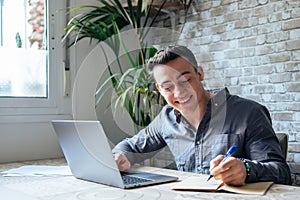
[241,106,291,184]
[210,105,292,185]
[112,111,168,169]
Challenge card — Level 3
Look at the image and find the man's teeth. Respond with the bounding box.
[179,97,190,103]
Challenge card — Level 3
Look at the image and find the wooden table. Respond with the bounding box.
[0,158,299,200]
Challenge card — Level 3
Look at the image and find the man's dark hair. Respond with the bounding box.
[147,45,198,75]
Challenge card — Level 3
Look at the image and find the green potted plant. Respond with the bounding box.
[63,0,190,132]
[95,39,166,132]
[63,0,168,131]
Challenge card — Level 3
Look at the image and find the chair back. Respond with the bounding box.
[276,133,288,160]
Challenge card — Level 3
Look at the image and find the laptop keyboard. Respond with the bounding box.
[122,175,152,185]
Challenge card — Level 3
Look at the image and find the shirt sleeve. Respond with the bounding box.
[243,105,292,185]
[112,110,167,165]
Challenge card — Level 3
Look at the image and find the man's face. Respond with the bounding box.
[153,57,205,116]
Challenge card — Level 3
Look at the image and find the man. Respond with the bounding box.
[113,45,292,185]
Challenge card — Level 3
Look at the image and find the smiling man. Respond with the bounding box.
[113,45,292,186]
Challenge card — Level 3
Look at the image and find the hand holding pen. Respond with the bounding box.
[207,145,238,181]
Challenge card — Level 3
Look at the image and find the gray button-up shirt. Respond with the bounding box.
[113,88,292,185]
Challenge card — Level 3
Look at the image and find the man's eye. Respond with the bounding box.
[163,85,173,91]
[180,78,191,84]
[165,87,172,91]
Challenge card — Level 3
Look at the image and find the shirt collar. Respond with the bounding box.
[209,87,229,108]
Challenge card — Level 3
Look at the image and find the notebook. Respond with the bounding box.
[51,120,178,189]
[171,175,273,195]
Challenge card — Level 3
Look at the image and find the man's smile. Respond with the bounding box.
[176,95,192,105]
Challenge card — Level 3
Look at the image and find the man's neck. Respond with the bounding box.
[184,91,213,131]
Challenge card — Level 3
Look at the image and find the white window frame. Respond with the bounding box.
[0,0,71,122]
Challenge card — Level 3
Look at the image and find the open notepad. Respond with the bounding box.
[171,175,273,195]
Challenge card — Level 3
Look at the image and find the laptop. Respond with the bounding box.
[51,120,178,189]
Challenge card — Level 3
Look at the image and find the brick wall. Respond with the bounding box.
[173,0,300,185]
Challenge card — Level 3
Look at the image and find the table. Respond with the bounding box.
[0,158,299,200]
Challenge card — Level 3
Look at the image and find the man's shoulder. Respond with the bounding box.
[227,93,271,121]
[210,88,261,109]
[229,93,264,109]
[220,88,262,107]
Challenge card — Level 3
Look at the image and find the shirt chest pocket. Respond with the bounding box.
[204,132,243,162]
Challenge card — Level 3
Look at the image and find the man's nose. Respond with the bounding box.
[173,85,185,97]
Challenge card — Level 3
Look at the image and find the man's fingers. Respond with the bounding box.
[210,156,234,178]
[209,155,224,171]
[211,158,247,186]
[114,154,131,171]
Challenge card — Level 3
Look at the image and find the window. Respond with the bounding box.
[0,0,70,118]
[0,0,46,97]
[0,1,72,163]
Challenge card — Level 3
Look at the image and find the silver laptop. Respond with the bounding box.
[51,120,178,189]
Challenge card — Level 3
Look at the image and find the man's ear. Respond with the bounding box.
[197,66,204,81]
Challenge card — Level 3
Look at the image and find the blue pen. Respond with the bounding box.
[207,145,238,181]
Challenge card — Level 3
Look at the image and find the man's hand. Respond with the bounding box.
[209,155,247,186]
[113,153,131,172]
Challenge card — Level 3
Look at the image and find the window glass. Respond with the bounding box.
[0,0,47,97]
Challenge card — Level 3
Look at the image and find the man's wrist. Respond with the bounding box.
[238,158,251,182]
